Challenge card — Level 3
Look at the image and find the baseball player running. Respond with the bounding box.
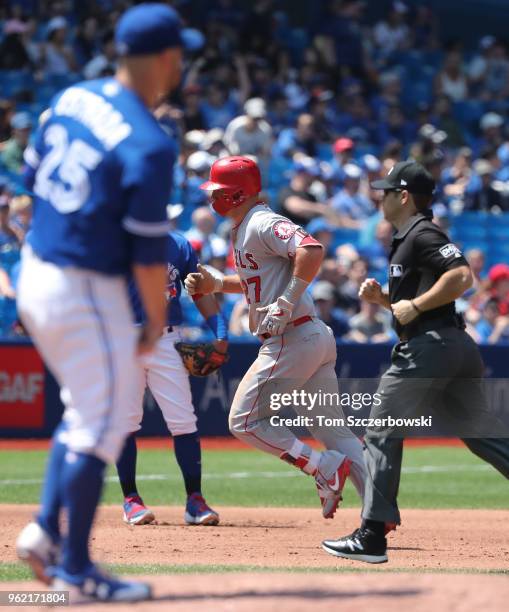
[15,4,189,602]
[186,156,366,517]
[117,231,226,526]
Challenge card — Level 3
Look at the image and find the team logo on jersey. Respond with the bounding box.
[439,243,462,258]
[273,220,297,240]
[390,264,403,277]
[165,263,179,302]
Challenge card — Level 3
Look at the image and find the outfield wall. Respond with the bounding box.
[0,339,507,438]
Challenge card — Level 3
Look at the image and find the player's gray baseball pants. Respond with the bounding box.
[229,318,365,497]
[361,327,509,525]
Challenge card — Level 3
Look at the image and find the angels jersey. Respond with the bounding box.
[232,204,318,335]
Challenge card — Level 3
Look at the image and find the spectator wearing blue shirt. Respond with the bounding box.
[329,137,355,186]
[274,113,319,158]
[306,217,335,257]
[475,298,509,343]
[172,151,216,230]
[200,83,239,130]
[331,163,375,226]
[358,218,392,282]
[311,280,350,339]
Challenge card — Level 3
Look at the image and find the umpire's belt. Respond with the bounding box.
[259,315,313,340]
[399,313,465,341]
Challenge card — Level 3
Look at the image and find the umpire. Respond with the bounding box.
[322,160,509,564]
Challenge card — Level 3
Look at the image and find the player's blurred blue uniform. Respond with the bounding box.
[15,3,193,601]
[129,231,197,327]
[117,232,222,526]
[16,76,173,579]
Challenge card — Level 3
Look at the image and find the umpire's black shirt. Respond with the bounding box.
[388,211,468,338]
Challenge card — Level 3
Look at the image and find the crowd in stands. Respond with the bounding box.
[1,0,509,344]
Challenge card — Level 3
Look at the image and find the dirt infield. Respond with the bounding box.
[4,573,509,612]
[1,505,508,610]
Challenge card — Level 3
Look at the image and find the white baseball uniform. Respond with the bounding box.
[228,204,366,496]
[123,232,204,437]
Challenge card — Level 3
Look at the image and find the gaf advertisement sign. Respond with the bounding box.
[0,345,45,428]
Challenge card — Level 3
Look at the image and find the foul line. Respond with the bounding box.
[0,464,493,487]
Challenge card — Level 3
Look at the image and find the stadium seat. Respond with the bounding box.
[267,156,292,189]
[331,228,361,250]
[452,100,486,131]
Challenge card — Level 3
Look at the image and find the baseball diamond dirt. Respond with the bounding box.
[1,505,507,610]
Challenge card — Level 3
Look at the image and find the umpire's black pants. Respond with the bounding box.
[361,327,509,525]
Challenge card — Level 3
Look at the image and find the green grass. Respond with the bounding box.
[1,562,507,582]
[0,446,506,509]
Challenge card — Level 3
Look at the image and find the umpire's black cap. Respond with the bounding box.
[371,161,435,196]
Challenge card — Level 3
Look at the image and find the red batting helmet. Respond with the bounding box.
[200,156,261,216]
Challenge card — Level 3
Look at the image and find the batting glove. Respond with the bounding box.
[256,297,294,336]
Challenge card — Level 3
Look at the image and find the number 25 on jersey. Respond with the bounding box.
[34,124,103,213]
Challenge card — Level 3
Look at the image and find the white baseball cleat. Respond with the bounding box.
[49,564,152,603]
[315,451,352,519]
[16,521,59,585]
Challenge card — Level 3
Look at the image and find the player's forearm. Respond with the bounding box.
[132,264,167,329]
[194,294,219,318]
[195,294,229,342]
[379,292,392,310]
[222,274,243,293]
[293,245,324,283]
[412,266,472,312]
[275,245,323,307]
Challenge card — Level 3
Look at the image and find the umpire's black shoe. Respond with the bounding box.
[322,527,388,563]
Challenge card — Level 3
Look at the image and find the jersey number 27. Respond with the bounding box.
[34,124,103,213]
[241,276,261,304]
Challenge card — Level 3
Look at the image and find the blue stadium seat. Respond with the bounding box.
[487,213,509,228]
[316,143,333,162]
[455,239,490,254]
[35,84,59,104]
[400,76,434,110]
[452,100,486,130]
[331,228,361,250]
[452,226,489,241]
[267,156,292,189]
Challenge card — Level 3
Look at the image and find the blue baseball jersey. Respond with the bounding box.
[23,77,174,275]
[130,231,198,326]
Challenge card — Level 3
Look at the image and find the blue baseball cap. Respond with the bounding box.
[11,111,32,130]
[306,217,335,235]
[293,156,321,178]
[115,3,203,56]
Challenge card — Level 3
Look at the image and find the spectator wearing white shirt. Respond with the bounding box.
[185,207,228,266]
[373,2,411,59]
[223,97,273,160]
[83,30,116,80]
[41,16,77,76]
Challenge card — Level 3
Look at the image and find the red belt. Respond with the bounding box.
[260,315,313,340]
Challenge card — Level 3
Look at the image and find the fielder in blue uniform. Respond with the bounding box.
[117,231,228,526]
[15,4,190,603]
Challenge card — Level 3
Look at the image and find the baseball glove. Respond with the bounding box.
[175,342,228,377]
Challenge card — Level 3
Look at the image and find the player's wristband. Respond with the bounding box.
[205,313,229,341]
[282,276,309,306]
